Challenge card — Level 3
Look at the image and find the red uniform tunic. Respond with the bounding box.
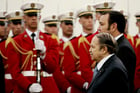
[134,34,140,90]
[63,35,87,93]
[79,32,98,84]
[6,31,61,93]
[124,34,134,49]
[0,39,15,93]
[51,36,71,93]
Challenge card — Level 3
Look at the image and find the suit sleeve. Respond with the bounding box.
[0,55,5,93]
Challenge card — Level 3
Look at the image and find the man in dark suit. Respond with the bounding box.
[99,11,136,93]
[0,55,5,93]
[87,33,129,93]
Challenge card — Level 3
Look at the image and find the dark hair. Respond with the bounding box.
[96,33,117,54]
[106,11,126,33]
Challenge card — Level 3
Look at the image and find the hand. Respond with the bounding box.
[83,82,89,90]
[35,39,46,54]
[29,83,43,93]
[67,86,72,93]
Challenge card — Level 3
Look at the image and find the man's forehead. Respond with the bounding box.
[100,14,109,22]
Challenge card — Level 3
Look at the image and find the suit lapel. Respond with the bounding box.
[88,55,115,89]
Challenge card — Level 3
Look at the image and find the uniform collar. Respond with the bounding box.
[81,31,88,36]
[26,28,37,40]
[138,33,140,38]
[61,36,72,42]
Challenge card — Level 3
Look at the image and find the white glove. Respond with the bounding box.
[67,86,72,93]
[29,83,43,93]
[83,82,89,90]
[35,39,46,54]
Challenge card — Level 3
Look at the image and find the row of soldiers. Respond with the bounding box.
[0,1,140,93]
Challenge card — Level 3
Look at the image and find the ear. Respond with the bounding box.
[79,18,82,24]
[39,15,41,20]
[23,15,26,22]
[110,23,117,32]
[101,45,108,54]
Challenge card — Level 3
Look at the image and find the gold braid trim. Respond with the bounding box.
[5,37,12,48]
[51,34,60,44]
[78,36,90,53]
[59,56,64,70]
[78,36,90,48]
[136,38,140,48]
[67,41,79,59]
[63,42,69,50]
[6,37,33,70]
[127,34,134,45]
[0,50,7,59]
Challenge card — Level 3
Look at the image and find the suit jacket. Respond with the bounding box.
[87,55,129,93]
[116,35,136,93]
[0,55,5,93]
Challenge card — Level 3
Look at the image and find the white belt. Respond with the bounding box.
[22,71,53,77]
[76,71,81,75]
[5,74,12,79]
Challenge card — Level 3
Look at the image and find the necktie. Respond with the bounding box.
[31,33,36,43]
[89,65,99,87]
[93,66,98,79]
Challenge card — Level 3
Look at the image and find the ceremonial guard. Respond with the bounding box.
[42,14,59,36]
[6,1,71,93]
[58,11,74,71]
[62,5,95,93]
[1,10,23,93]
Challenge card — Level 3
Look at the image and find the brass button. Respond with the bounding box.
[33,55,37,57]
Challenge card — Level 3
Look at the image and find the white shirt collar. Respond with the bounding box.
[138,33,140,38]
[97,54,114,70]
[115,33,123,40]
[81,32,88,36]
[61,36,72,42]
[26,28,37,40]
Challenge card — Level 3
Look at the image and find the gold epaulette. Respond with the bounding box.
[63,41,79,59]
[127,34,134,45]
[51,34,59,44]
[78,36,90,48]
[136,38,140,48]
[63,42,69,50]
[5,37,13,48]
[5,37,33,70]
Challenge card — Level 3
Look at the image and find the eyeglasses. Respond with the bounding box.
[26,12,37,17]
[46,24,57,27]
[0,21,5,26]
[11,20,22,25]
[64,21,73,25]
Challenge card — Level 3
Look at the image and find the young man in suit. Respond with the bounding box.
[88,33,129,93]
[98,11,136,93]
